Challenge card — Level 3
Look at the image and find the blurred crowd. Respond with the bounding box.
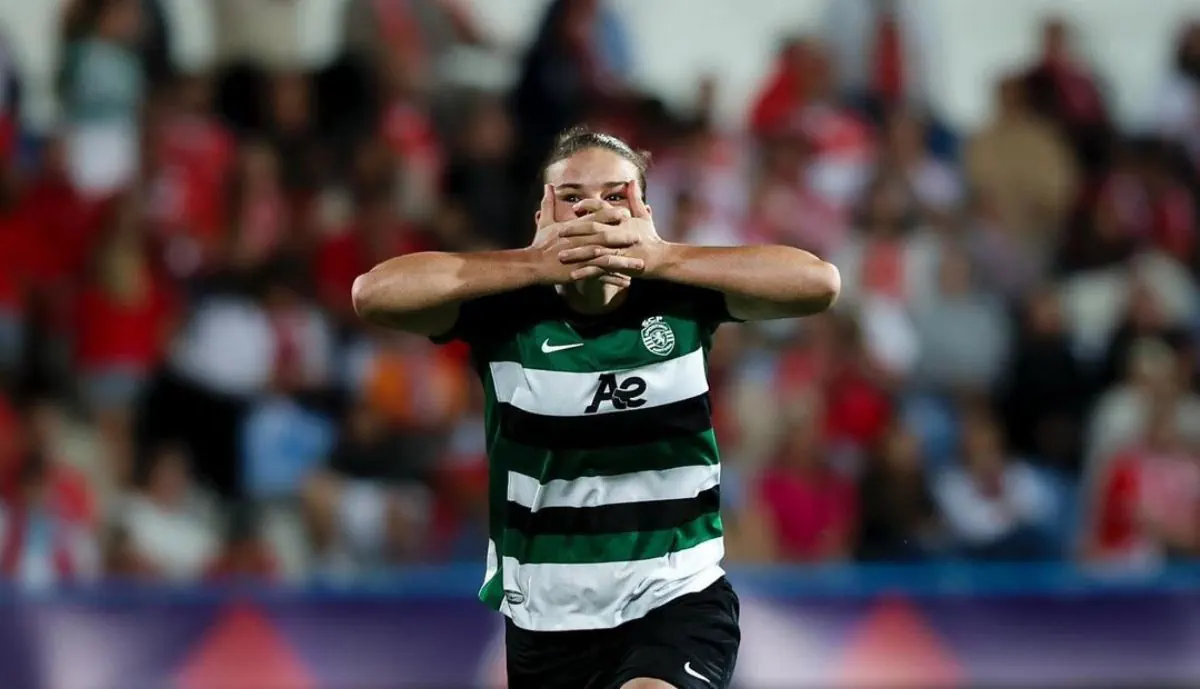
[0,0,1199,588]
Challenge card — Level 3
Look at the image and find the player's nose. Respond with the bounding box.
[573,198,608,217]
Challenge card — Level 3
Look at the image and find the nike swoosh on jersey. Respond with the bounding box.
[684,662,711,684]
[541,340,585,354]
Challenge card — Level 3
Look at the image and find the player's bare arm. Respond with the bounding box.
[558,180,842,321]
[351,192,643,336]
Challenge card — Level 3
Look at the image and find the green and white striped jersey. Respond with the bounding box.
[435,281,737,631]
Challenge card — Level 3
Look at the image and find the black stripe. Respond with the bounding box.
[498,394,713,450]
[507,486,721,537]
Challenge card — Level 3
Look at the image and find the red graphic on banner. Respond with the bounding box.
[176,602,315,689]
[833,597,962,687]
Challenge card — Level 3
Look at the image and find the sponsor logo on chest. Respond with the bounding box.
[491,317,706,417]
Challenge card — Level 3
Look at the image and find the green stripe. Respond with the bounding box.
[502,512,723,565]
[479,571,504,610]
[500,430,720,481]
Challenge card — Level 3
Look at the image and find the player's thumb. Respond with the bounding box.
[536,184,556,230]
[627,180,651,218]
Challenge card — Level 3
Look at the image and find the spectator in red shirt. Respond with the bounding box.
[1022,18,1112,171]
[378,49,442,222]
[0,393,22,501]
[1084,399,1200,568]
[749,38,815,138]
[823,315,893,452]
[74,197,176,416]
[12,138,99,293]
[757,42,877,210]
[143,74,236,278]
[0,169,31,382]
[756,398,859,563]
[1139,144,1196,263]
[225,142,290,271]
[314,191,429,323]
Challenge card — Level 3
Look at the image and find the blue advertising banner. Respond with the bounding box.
[2,564,1199,689]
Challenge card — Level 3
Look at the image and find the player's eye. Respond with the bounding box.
[605,193,626,203]
[561,194,581,203]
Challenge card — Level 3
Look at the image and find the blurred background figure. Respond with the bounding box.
[934,406,1059,561]
[116,442,218,582]
[58,0,145,198]
[0,0,1196,685]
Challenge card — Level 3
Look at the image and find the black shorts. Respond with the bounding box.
[505,577,740,689]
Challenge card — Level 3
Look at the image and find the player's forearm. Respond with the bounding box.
[352,250,539,330]
[651,243,841,319]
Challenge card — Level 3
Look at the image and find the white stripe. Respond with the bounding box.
[500,538,725,631]
[489,348,708,417]
[507,465,720,510]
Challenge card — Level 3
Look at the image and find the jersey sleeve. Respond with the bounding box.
[661,283,741,327]
[429,292,511,347]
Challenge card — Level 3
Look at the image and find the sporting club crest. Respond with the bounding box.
[640,316,675,357]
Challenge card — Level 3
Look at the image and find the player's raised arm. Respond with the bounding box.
[557,180,841,321]
[653,242,841,321]
[352,185,645,335]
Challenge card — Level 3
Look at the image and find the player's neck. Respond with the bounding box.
[559,279,628,314]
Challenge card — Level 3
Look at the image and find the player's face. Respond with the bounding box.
[540,148,646,222]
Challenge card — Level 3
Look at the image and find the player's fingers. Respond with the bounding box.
[556,218,596,237]
[583,255,645,274]
[557,216,610,237]
[627,180,650,219]
[557,245,618,263]
[559,208,631,235]
[559,224,641,247]
[569,265,608,281]
[593,207,631,225]
[598,273,632,287]
[537,184,556,230]
[596,227,642,247]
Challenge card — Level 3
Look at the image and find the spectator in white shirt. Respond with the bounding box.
[120,444,219,582]
[935,408,1059,560]
[1150,22,1200,168]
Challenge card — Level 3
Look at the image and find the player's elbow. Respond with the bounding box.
[351,271,384,322]
[815,260,842,308]
[800,260,841,314]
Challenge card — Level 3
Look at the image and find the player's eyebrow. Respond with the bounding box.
[555,181,629,191]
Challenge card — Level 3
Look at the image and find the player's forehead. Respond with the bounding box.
[545,148,639,191]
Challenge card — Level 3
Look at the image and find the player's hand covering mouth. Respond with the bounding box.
[531,183,646,287]
[552,180,667,283]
